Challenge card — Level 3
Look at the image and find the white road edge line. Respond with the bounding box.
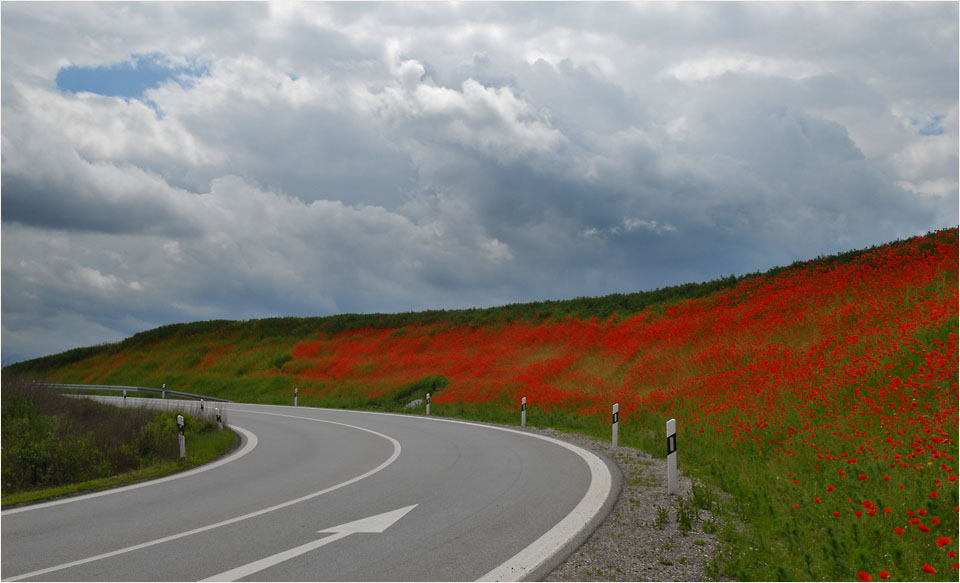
[475,427,611,581]
[4,412,402,583]
[1,425,258,516]
[238,406,615,583]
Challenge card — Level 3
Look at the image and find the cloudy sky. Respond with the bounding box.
[2,2,957,364]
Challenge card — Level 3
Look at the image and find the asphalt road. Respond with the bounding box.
[1,399,619,582]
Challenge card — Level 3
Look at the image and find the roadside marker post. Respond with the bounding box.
[216,408,223,431]
[667,418,678,495]
[200,399,205,412]
[294,387,298,407]
[612,403,619,447]
[162,383,166,399]
[177,414,186,459]
[521,397,527,428]
[426,393,431,416]
[123,389,127,401]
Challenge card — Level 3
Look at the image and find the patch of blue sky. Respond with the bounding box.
[911,114,945,136]
[56,53,208,116]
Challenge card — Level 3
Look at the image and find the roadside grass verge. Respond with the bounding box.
[1,377,238,508]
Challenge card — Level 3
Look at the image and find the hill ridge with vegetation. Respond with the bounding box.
[7,230,927,375]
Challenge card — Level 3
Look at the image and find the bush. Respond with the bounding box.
[0,377,211,493]
[368,375,448,410]
[1,412,107,491]
[134,412,180,464]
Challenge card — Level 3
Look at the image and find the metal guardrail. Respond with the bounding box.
[36,382,232,403]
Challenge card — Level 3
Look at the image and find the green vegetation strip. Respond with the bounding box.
[1,379,238,509]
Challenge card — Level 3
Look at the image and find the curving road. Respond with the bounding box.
[1,399,619,582]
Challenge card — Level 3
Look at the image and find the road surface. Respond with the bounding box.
[2,399,619,581]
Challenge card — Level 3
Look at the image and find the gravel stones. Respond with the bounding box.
[526,427,729,582]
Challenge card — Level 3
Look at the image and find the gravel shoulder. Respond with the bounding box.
[524,427,732,582]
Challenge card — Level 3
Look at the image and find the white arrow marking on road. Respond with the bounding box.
[201,505,417,582]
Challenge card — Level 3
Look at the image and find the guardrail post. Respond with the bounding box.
[521,397,527,428]
[294,387,298,407]
[612,403,619,447]
[177,414,186,459]
[667,418,678,495]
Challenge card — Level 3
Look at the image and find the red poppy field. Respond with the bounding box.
[17,228,958,581]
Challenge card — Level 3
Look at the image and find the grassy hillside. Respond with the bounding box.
[6,228,958,581]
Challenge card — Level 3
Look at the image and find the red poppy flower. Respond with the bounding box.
[814,497,821,503]
[827,485,835,492]
[910,518,921,524]
[878,571,889,579]
[859,474,868,481]
[857,571,872,582]
[893,528,905,534]
[930,490,939,499]
[833,511,840,517]
[923,563,936,574]
[918,525,931,533]
[937,536,951,548]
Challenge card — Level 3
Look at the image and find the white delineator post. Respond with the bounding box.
[162,383,166,399]
[216,408,223,431]
[200,398,205,412]
[521,397,527,428]
[425,393,431,416]
[667,418,678,495]
[177,414,186,459]
[612,403,619,447]
[294,387,299,407]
